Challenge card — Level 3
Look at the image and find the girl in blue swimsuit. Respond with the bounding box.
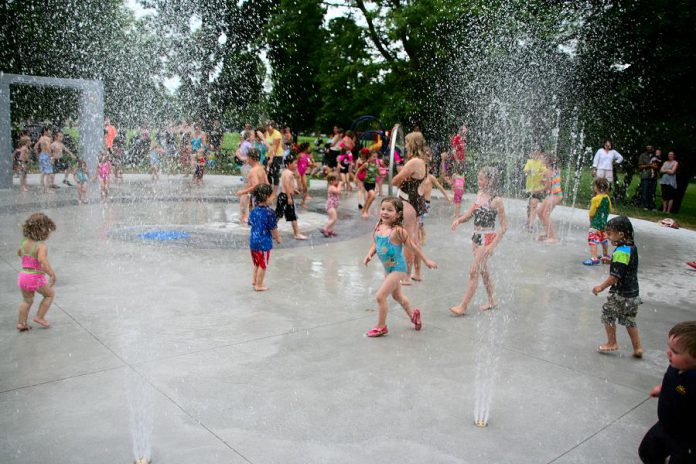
[363,197,438,337]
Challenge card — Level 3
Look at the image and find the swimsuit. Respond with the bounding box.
[550,171,563,197]
[326,190,340,211]
[297,154,310,176]
[17,240,48,292]
[39,152,53,174]
[75,169,88,184]
[191,136,203,152]
[98,162,111,180]
[453,175,465,204]
[399,176,427,216]
[375,231,407,274]
[471,193,498,246]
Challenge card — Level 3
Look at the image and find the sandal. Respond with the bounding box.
[365,326,388,337]
[410,309,422,331]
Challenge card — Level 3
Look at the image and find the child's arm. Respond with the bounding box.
[588,195,599,218]
[37,244,56,286]
[592,275,617,295]
[363,242,377,266]
[649,385,661,397]
[355,162,367,174]
[490,197,508,247]
[430,175,451,202]
[399,227,437,269]
[271,228,281,244]
[451,203,477,230]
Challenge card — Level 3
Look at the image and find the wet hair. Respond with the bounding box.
[479,166,500,196]
[405,131,427,159]
[326,173,339,184]
[22,213,56,241]
[41,126,51,135]
[247,148,260,161]
[299,142,310,153]
[605,216,634,244]
[284,154,296,165]
[252,183,273,205]
[669,321,696,359]
[77,159,87,169]
[543,152,557,168]
[378,196,404,228]
[593,177,610,193]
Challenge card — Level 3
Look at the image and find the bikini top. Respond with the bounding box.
[550,171,562,195]
[20,239,42,271]
[473,193,497,228]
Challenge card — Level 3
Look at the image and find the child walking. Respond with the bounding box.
[592,216,643,357]
[75,160,89,204]
[449,167,508,315]
[583,177,612,265]
[450,160,466,218]
[638,321,696,464]
[17,213,57,331]
[321,173,341,237]
[248,184,281,292]
[355,149,380,219]
[362,197,437,337]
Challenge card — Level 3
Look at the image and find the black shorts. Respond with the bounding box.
[268,157,282,185]
[53,158,69,172]
[276,193,297,222]
[327,149,339,168]
[364,181,376,192]
[340,163,350,174]
[661,184,676,201]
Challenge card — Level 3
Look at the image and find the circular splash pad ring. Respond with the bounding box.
[138,230,191,241]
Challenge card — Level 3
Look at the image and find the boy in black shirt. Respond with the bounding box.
[592,216,644,358]
[639,321,696,463]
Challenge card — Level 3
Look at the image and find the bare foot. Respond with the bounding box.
[597,344,618,353]
[543,238,559,244]
[32,317,51,328]
[400,279,413,286]
[449,306,467,316]
[254,286,269,292]
[411,274,422,282]
[294,234,308,240]
[16,323,32,332]
[536,234,547,241]
[633,348,644,359]
[240,217,248,224]
[21,188,29,192]
[361,213,369,219]
[480,301,498,311]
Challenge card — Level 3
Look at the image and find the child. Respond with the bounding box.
[297,143,314,208]
[337,146,353,191]
[16,213,57,331]
[97,152,111,201]
[321,173,341,237]
[523,150,546,231]
[537,152,563,243]
[193,155,205,184]
[248,184,281,292]
[450,160,466,218]
[592,216,643,357]
[149,141,163,182]
[276,155,308,240]
[355,150,381,219]
[362,197,437,337]
[74,160,89,204]
[14,139,30,192]
[638,321,696,464]
[355,148,369,210]
[583,177,612,265]
[449,167,508,315]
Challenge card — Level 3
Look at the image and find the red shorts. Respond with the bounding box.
[588,229,607,245]
[251,250,271,269]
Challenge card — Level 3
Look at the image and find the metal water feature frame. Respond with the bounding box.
[0,72,104,189]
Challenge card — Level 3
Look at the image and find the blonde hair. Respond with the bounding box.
[405,132,427,159]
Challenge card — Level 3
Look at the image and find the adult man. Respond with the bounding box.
[264,121,284,193]
[592,139,623,182]
[33,126,53,193]
[51,130,77,187]
[638,144,656,210]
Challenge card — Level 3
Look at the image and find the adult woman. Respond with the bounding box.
[660,151,678,213]
[592,139,623,182]
[391,131,428,285]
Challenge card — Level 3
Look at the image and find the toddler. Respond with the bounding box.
[74,160,89,204]
[321,173,341,237]
[248,184,281,291]
[583,177,612,265]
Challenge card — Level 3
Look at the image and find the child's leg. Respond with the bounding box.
[601,242,609,258]
[638,423,671,464]
[527,197,539,227]
[291,221,308,240]
[391,279,415,318]
[479,258,498,310]
[600,324,618,351]
[240,194,250,222]
[626,327,643,357]
[589,243,598,260]
[254,265,267,291]
[374,272,403,328]
[18,290,34,329]
[450,244,486,315]
[362,190,375,218]
[252,265,258,286]
[33,284,55,327]
[325,208,337,232]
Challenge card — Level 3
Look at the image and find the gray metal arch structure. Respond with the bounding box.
[0,73,104,189]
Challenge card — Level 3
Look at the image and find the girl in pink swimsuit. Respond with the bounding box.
[16,213,57,331]
[321,173,341,237]
[97,152,111,200]
[297,143,314,208]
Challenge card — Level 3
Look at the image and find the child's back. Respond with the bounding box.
[590,193,611,230]
[249,204,276,251]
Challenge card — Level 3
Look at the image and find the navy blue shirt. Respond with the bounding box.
[658,365,696,445]
[248,205,277,251]
[609,244,639,298]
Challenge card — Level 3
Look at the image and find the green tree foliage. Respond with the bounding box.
[266,0,326,131]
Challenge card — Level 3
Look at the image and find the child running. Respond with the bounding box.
[16,213,57,331]
[450,160,466,218]
[592,216,643,357]
[583,177,612,265]
[321,173,341,237]
[337,146,353,191]
[449,167,508,315]
[355,149,380,219]
[248,184,281,292]
[362,197,438,337]
[638,321,696,464]
[74,160,89,204]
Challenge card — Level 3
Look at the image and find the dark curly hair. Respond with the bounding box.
[252,184,273,205]
[22,213,56,241]
[606,215,634,244]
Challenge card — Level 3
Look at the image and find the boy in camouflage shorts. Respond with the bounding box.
[592,216,644,358]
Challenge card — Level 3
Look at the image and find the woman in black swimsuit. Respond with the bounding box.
[391,131,429,285]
